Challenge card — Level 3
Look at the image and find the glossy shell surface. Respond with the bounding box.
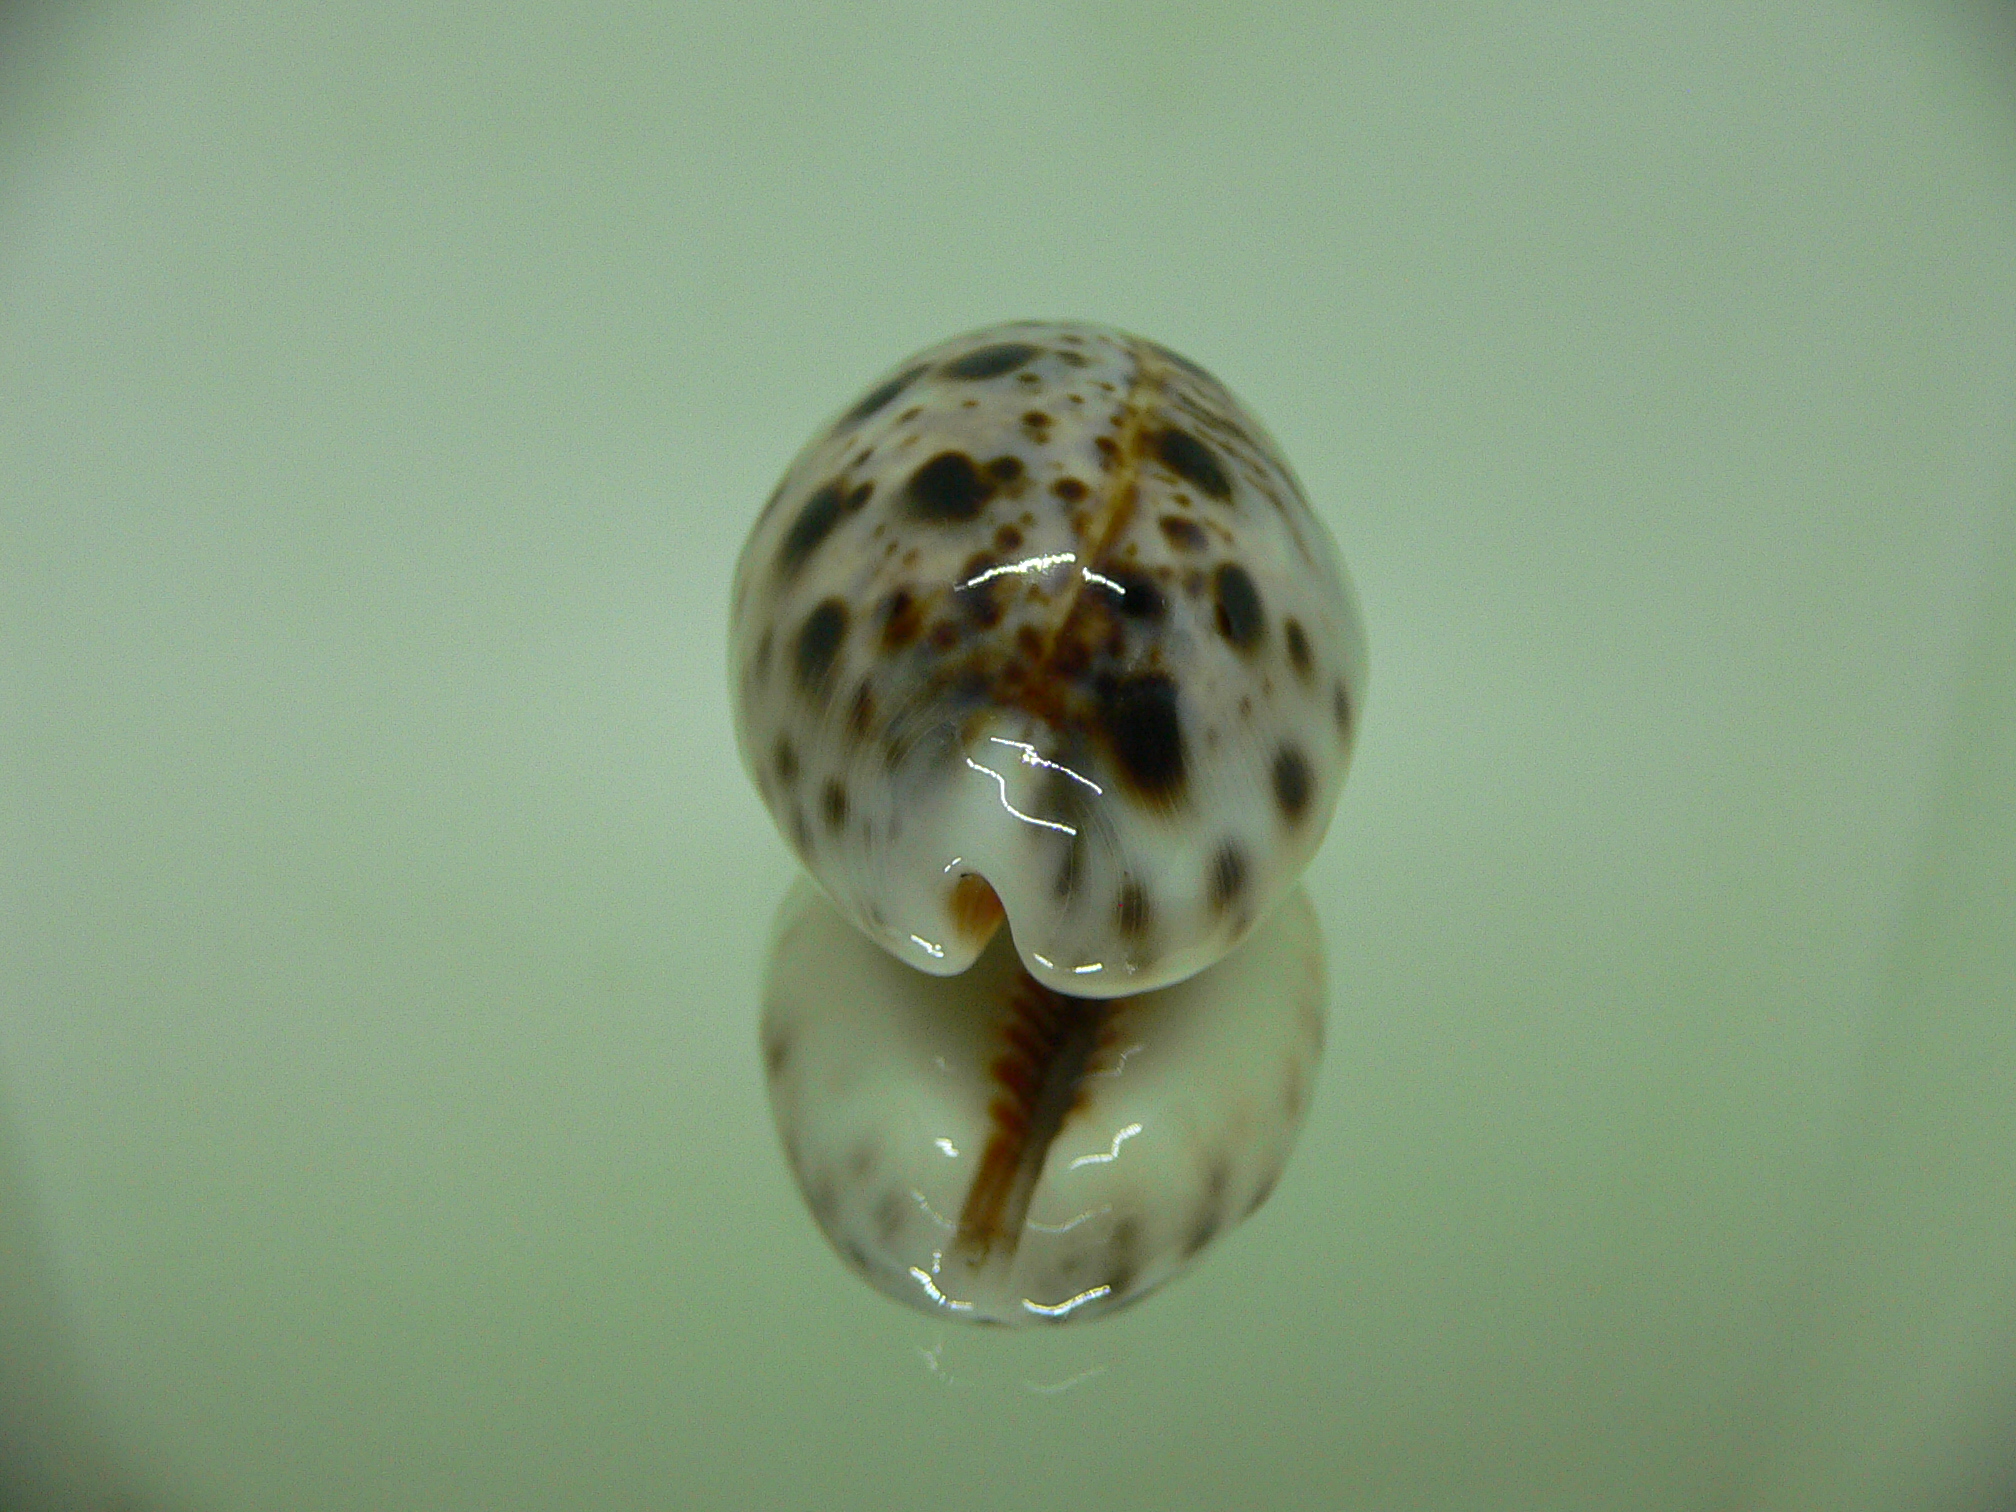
[761,878,1326,1325]
[730,321,1365,997]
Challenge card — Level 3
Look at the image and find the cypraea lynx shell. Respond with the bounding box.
[730,321,1365,998]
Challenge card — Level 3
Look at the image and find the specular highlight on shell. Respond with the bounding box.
[730,320,1366,998]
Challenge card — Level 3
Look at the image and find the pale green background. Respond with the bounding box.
[3,3,2015,1510]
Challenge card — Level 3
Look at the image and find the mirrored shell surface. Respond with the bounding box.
[730,321,1365,997]
[761,878,1326,1325]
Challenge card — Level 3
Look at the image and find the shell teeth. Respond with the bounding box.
[760,879,1327,1325]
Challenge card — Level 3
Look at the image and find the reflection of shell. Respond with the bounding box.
[760,877,1327,1325]
[730,322,1366,997]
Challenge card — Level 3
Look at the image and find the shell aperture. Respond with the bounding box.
[730,321,1366,998]
[760,878,1327,1325]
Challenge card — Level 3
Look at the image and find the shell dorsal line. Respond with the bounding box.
[1025,356,1159,672]
[952,975,1115,1266]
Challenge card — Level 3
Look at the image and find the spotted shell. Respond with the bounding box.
[761,877,1326,1325]
[729,321,1365,998]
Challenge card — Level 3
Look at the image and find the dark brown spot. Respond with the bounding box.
[1022,410,1050,432]
[1213,562,1266,650]
[1052,477,1088,503]
[1273,745,1312,822]
[1115,879,1151,938]
[1159,514,1208,552]
[773,737,798,784]
[763,1026,791,1079]
[1099,567,1166,621]
[955,552,1007,628]
[880,587,923,651]
[944,342,1040,380]
[985,454,1023,486]
[1285,618,1312,678]
[1100,673,1186,800]
[776,478,870,579]
[794,599,848,691]
[841,364,927,426]
[1208,843,1246,913]
[1333,679,1353,736]
[1094,435,1119,468]
[906,451,993,522]
[1153,426,1231,500]
[822,778,848,831]
[994,523,1024,552]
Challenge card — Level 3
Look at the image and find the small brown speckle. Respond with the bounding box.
[1208,842,1246,913]
[880,587,923,651]
[773,737,798,785]
[1333,679,1354,736]
[822,778,848,831]
[1285,618,1313,679]
[1159,514,1208,553]
[1052,477,1088,503]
